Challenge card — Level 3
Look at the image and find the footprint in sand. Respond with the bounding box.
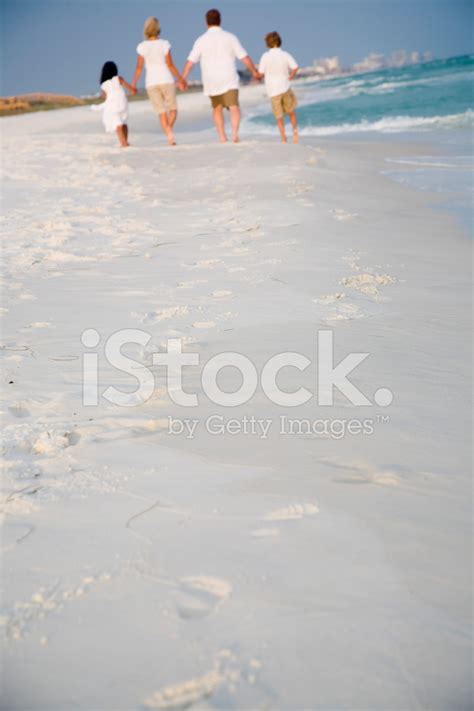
[331,208,358,221]
[143,669,220,709]
[3,572,113,642]
[211,290,232,300]
[133,306,189,325]
[263,503,319,521]
[335,472,399,486]
[324,302,365,322]
[32,429,81,454]
[334,468,399,487]
[320,457,400,487]
[192,321,216,329]
[8,404,30,418]
[142,649,258,709]
[174,576,232,620]
[251,527,280,538]
[183,259,222,271]
[24,322,51,329]
[313,292,346,305]
[177,280,208,289]
[287,183,313,198]
[340,273,396,298]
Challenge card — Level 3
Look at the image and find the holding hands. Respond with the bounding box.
[119,76,137,95]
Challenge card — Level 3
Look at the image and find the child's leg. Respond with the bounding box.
[289,112,299,143]
[159,112,176,145]
[276,117,287,143]
[116,125,129,147]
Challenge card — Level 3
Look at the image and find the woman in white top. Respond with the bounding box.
[132,17,187,146]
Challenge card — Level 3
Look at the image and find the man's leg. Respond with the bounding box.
[229,105,241,143]
[276,117,287,143]
[289,112,299,143]
[213,105,227,143]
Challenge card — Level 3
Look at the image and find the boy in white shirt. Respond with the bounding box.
[258,32,299,143]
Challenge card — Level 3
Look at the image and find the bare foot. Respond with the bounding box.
[293,129,299,144]
[232,136,240,144]
[281,135,288,144]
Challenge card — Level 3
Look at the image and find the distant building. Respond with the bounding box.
[311,56,342,76]
[352,53,385,73]
[293,47,430,83]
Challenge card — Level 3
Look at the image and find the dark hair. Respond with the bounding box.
[265,31,282,48]
[206,8,221,26]
[100,61,118,84]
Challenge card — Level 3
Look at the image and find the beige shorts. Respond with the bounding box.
[271,89,298,119]
[147,83,177,115]
[210,89,239,109]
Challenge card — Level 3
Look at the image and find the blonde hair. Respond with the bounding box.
[144,16,160,39]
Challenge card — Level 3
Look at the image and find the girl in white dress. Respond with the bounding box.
[99,61,136,147]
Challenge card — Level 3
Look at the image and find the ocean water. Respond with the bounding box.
[248,55,473,136]
[247,54,473,232]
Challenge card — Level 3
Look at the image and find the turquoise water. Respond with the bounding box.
[249,55,473,135]
[248,54,473,233]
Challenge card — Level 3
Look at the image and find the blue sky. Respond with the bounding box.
[1,0,472,96]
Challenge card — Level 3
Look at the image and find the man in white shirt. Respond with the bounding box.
[182,8,259,143]
[258,31,299,143]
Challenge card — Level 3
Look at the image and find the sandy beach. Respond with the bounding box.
[1,87,472,710]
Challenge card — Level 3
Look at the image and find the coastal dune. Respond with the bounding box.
[1,89,472,710]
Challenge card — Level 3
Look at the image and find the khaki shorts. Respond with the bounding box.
[147,83,177,115]
[271,89,298,119]
[210,89,239,109]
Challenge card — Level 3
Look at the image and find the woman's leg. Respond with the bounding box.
[168,109,177,128]
[159,112,176,145]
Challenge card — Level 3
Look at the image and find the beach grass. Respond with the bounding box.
[0,86,202,117]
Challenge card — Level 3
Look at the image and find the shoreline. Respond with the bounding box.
[1,96,471,709]
[3,80,470,239]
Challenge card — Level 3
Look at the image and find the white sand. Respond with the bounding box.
[1,88,472,710]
